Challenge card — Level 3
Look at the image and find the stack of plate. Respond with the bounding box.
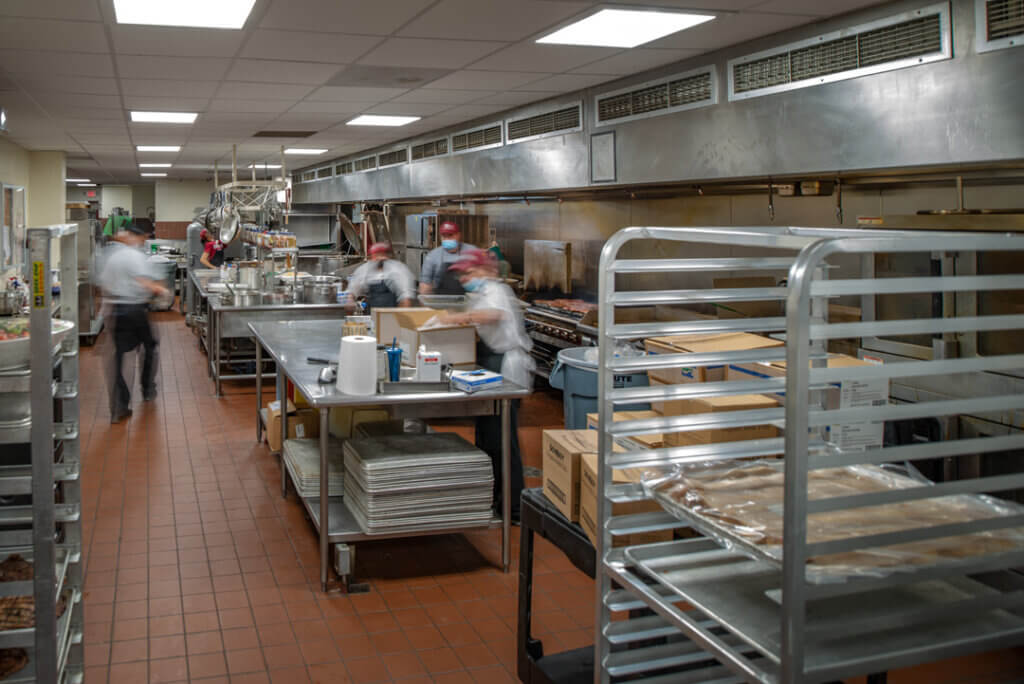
[343,433,494,534]
[282,437,345,498]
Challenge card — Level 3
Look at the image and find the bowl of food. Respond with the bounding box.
[0,318,76,370]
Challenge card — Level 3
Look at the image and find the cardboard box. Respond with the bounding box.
[644,332,783,385]
[328,406,390,438]
[648,377,683,416]
[712,276,782,319]
[373,307,435,346]
[266,400,321,452]
[398,322,476,367]
[541,430,597,522]
[578,452,674,548]
[662,394,779,447]
[586,411,663,449]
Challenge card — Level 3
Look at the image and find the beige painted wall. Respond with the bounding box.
[132,183,155,219]
[101,185,132,218]
[0,138,30,189]
[27,151,66,227]
[155,179,211,222]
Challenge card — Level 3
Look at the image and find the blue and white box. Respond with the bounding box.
[451,369,503,393]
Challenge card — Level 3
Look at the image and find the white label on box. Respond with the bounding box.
[830,377,887,451]
[268,400,281,412]
[295,423,306,438]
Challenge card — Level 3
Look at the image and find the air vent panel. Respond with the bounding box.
[316,167,332,179]
[336,162,353,175]
[451,124,502,154]
[730,3,950,100]
[353,155,376,172]
[411,137,449,160]
[378,148,408,167]
[596,69,714,126]
[507,105,580,142]
[977,0,1024,51]
[299,171,315,182]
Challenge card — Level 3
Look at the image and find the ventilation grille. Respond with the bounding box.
[452,125,502,152]
[378,148,408,167]
[336,162,353,175]
[597,70,713,125]
[299,171,315,182]
[316,167,332,179]
[411,137,449,160]
[353,155,376,172]
[987,0,1024,40]
[507,105,580,141]
[732,6,947,99]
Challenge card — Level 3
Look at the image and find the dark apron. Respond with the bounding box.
[208,245,225,267]
[365,279,398,312]
[437,260,465,295]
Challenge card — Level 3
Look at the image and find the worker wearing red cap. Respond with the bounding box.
[419,220,474,295]
[346,241,416,311]
[198,228,225,269]
[441,248,534,520]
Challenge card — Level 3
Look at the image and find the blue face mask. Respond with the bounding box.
[462,277,484,292]
[442,239,458,251]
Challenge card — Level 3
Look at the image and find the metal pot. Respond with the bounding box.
[302,276,340,304]
[263,286,294,305]
[236,261,261,290]
[221,285,261,307]
[0,291,23,317]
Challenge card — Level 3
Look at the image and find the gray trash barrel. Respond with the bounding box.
[148,256,177,311]
[548,347,650,430]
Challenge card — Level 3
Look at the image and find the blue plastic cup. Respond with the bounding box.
[386,347,402,381]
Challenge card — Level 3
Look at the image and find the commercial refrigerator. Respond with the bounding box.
[76,218,103,343]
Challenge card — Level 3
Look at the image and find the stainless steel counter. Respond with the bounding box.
[249,319,530,592]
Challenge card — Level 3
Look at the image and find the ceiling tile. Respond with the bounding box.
[0,18,108,53]
[514,73,612,92]
[571,47,704,75]
[112,26,243,57]
[209,99,294,114]
[260,0,435,34]
[45,105,124,120]
[745,0,883,14]
[243,30,382,64]
[227,59,342,85]
[359,38,507,70]
[121,79,219,98]
[289,100,371,114]
[361,102,452,116]
[129,129,190,144]
[0,0,101,21]
[421,70,549,91]
[73,134,133,146]
[471,91,552,107]
[399,0,591,41]
[116,55,232,81]
[0,50,114,77]
[17,75,118,96]
[470,43,621,72]
[614,0,762,8]
[198,111,281,125]
[123,96,212,111]
[216,82,314,100]
[389,89,494,105]
[61,120,128,134]
[646,12,815,49]
[306,86,408,102]
[32,93,121,111]
[266,112,346,128]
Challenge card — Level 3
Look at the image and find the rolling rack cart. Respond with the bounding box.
[0,224,84,683]
[595,225,1024,683]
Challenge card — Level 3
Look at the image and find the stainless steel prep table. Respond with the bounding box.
[249,319,530,592]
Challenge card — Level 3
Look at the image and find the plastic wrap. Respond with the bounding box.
[642,459,1024,582]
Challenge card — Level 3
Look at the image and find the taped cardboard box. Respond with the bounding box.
[579,452,674,548]
[373,307,435,346]
[586,411,663,449]
[397,316,476,367]
[644,332,783,385]
[266,400,321,452]
[712,276,782,319]
[541,430,624,522]
[662,394,778,447]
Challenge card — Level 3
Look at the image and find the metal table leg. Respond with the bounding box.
[502,398,512,572]
[214,310,221,396]
[320,407,330,592]
[278,367,287,498]
[256,339,263,443]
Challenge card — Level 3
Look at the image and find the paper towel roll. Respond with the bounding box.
[337,335,378,395]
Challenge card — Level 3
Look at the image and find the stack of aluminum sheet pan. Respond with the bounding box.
[343,433,494,534]
[353,419,431,439]
[283,437,345,498]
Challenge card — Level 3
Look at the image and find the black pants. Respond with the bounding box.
[475,343,525,517]
[111,303,158,414]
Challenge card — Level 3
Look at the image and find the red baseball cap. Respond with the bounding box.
[369,241,392,256]
[449,248,496,272]
[200,229,210,240]
[439,221,459,237]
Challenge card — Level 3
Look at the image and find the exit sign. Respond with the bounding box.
[86,190,96,198]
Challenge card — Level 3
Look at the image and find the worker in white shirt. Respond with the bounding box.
[346,241,416,312]
[98,223,169,423]
[441,248,534,520]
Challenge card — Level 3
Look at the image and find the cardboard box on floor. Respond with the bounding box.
[644,332,783,386]
[662,394,779,448]
[541,429,624,522]
[579,452,674,548]
[712,276,782,319]
[266,399,321,452]
[585,411,663,449]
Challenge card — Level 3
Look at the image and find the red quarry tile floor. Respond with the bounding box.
[78,307,1024,683]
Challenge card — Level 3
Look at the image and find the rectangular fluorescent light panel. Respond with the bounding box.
[284,148,327,155]
[347,115,420,127]
[113,0,256,29]
[141,173,167,177]
[65,178,90,183]
[131,111,197,124]
[537,9,714,48]
[77,183,97,187]
[136,145,180,152]
[248,163,282,169]
[139,163,172,168]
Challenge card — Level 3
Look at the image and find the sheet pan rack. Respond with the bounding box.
[595,226,1024,683]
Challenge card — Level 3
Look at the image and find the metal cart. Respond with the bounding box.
[595,226,1024,683]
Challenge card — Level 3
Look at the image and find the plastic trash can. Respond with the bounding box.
[148,255,177,311]
[549,347,650,430]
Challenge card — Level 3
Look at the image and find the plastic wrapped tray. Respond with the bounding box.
[643,459,1024,583]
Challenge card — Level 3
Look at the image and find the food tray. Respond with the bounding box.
[353,419,430,438]
[0,319,75,371]
[643,459,1024,583]
[282,438,344,498]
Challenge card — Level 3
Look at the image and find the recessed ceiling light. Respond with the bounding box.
[284,148,328,155]
[113,0,256,29]
[536,8,714,48]
[136,145,180,152]
[141,173,167,177]
[66,178,90,183]
[131,111,197,124]
[139,163,172,168]
[77,183,97,187]
[346,115,420,127]
[248,163,282,169]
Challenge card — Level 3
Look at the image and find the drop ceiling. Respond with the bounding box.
[0,0,885,184]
